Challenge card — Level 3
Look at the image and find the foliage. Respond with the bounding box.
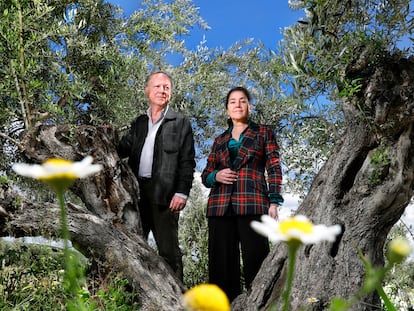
[280,0,414,192]
[284,0,413,96]
[0,240,67,310]
[0,0,208,131]
[369,144,391,185]
[179,176,209,288]
[0,239,139,310]
[88,272,141,311]
[0,175,9,184]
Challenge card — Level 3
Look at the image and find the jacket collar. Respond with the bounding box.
[223,120,260,170]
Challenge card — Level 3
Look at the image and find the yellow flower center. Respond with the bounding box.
[39,158,78,181]
[45,158,72,165]
[279,217,314,235]
[35,158,79,192]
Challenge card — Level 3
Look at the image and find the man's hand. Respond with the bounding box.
[169,194,187,212]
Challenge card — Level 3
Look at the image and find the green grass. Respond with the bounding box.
[0,239,140,310]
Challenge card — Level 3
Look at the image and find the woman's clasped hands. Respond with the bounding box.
[216,168,238,184]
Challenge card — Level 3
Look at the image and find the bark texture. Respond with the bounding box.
[233,54,414,310]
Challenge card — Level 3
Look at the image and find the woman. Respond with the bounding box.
[201,86,284,301]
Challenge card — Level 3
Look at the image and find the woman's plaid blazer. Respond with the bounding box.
[201,121,283,217]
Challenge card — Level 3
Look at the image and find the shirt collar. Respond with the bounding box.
[146,105,169,124]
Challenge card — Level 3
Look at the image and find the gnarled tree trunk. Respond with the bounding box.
[233,54,414,310]
[1,124,185,310]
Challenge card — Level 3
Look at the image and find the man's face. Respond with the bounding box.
[145,73,172,109]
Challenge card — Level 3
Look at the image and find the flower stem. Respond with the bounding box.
[56,189,70,250]
[56,189,75,293]
[282,241,301,311]
[376,285,397,311]
[56,188,85,310]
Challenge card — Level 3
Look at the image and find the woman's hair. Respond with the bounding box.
[225,86,251,108]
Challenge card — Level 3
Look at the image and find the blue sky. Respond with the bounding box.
[108,0,414,51]
[107,0,304,50]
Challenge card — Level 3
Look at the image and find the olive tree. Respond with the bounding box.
[2,0,414,310]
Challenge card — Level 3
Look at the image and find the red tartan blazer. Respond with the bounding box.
[201,121,283,217]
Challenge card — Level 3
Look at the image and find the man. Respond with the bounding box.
[117,71,196,281]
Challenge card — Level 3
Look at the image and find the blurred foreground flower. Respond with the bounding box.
[251,214,342,245]
[12,156,102,191]
[387,236,412,265]
[350,236,413,311]
[183,283,230,311]
[12,156,102,311]
[329,237,412,311]
[251,215,342,311]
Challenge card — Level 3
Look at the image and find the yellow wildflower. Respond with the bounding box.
[183,283,230,311]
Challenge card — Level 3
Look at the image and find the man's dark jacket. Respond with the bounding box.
[117,108,196,206]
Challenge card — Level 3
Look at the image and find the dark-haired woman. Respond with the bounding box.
[201,86,284,301]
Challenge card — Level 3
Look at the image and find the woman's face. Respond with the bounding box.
[227,90,250,123]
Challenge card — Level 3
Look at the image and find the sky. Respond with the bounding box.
[107,0,304,51]
[106,0,414,246]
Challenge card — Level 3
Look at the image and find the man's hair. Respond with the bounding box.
[145,70,173,88]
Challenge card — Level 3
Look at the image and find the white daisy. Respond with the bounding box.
[12,156,102,190]
[251,214,342,245]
